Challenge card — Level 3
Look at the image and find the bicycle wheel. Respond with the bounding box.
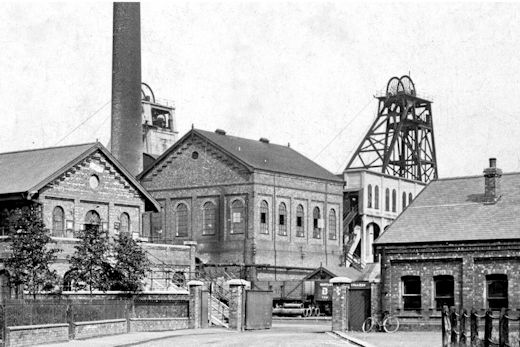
[383,316,399,333]
[362,317,375,333]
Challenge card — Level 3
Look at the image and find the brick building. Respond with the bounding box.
[139,128,344,280]
[0,142,193,296]
[374,158,519,327]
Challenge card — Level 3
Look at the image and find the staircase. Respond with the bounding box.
[209,293,229,328]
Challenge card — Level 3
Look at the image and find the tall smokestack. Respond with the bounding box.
[111,2,143,176]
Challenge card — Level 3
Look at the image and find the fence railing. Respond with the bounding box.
[441,306,520,347]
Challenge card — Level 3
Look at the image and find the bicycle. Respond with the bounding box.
[361,311,400,333]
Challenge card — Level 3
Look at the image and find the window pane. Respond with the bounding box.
[296,205,304,237]
[435,276,454,310]
[52,206,65,237]
[231,200,245,234]
[203,202,216,235]
[260,201,269,234]
[385,189,390,211]
[278,203,287,236]
[487,274,508,310]
[402,276,421,311]
[176,203,188,237]
[328,209,336,240]
[392,189,397,212]
[313,207,321,239]
[367,185,372,208]
[120,213,130,233]
[374,186,379,209]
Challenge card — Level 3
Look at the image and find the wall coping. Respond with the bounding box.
[129,317,189,321]
[7,323,69,331]
[227,279,250,287]
[73,319,126,326]
[187,280,204,287]
[330,277,353,284]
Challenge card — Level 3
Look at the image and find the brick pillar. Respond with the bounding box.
[188,280,204,329]
[184,241,198,279]
[330,277,352,332]
[227,279,250,331]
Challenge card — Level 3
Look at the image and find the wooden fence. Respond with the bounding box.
[441,306,520,347]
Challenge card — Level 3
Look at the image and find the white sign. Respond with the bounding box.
[232,212,241,223]
[317,218,324,228]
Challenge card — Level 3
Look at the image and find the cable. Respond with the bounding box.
[312,98,373,160]
[54,100,111,145]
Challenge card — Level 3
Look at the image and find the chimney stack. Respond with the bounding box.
[111,2,143,176]
[483,157,502,203]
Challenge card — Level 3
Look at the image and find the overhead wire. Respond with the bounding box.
[54,100,111,145]
[312,98,373,161]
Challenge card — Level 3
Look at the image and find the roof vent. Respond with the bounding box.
[259,137,270,143]
[215,129,226,135]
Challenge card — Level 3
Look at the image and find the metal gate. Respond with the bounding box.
[244,290,273,330]
[348,283,371,331]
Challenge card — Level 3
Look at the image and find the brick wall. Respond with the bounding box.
[72,319,127,339]
[5,324,69,347]
[378,240,520,328]
[140,138,344,275]
[129,317,189,332]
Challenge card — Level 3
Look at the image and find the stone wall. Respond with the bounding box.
[128,317,189,332]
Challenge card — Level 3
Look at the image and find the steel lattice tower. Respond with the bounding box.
[346,76,438,183]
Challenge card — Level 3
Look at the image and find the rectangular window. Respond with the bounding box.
[434,275,454,310]
[261,212,267,224]
[487,274,508,310]
[151,212,163,242]
[402,276,421,311]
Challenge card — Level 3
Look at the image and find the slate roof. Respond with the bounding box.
[374,172,520,245]
[0,142,160,211]
[140,128,342,183]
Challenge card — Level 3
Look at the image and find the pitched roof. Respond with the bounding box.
[375,172,520,245]
[141,128,342,183]
[0,143,96,195]
[0,142,160,211]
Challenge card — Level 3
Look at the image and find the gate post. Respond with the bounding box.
[227,279,249,331]
[330,277,352,332]
[188,280,204,329]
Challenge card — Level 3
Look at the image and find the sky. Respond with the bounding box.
[1,1,520,178]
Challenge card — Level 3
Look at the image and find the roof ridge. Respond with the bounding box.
[194,128,292,149]
[436,171,520,182]
[0,142,97,156]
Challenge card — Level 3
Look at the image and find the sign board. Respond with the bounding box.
[232,212,241,223]
[350,281,370,290]
[317,219,324,228]
[315,281,332,301]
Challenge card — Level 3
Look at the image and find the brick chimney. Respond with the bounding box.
[483,158,502,203]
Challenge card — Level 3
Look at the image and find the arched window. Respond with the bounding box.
[374,186,379,209]
[409,193,413,204]
[0,270,11,300]
[203,201,216,235]
[296,205,305,237]
[402,192,407,210]
[385,189,390,212]
[260,201,269,234]
[119,212,130,233]
[328,209,337,240]
[278,203,287,236]
[392,189,397,212]
[84,210,100,232]
[312,207,321,239]
[52,206,65,237]
[367,185,373,208]
[63,271,75,292]
[175,203,188,237]
[230,199,245,234]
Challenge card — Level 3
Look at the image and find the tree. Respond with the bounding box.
[68,224,112,293]
[5,205,60,299]
[111,232,150,292]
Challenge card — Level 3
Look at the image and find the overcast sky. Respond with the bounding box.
[1,1,520,178]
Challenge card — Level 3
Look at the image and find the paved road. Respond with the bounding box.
[125,322,350,347]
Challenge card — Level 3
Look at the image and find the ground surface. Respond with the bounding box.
[346,331,440,347]
[44,321,351,347]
